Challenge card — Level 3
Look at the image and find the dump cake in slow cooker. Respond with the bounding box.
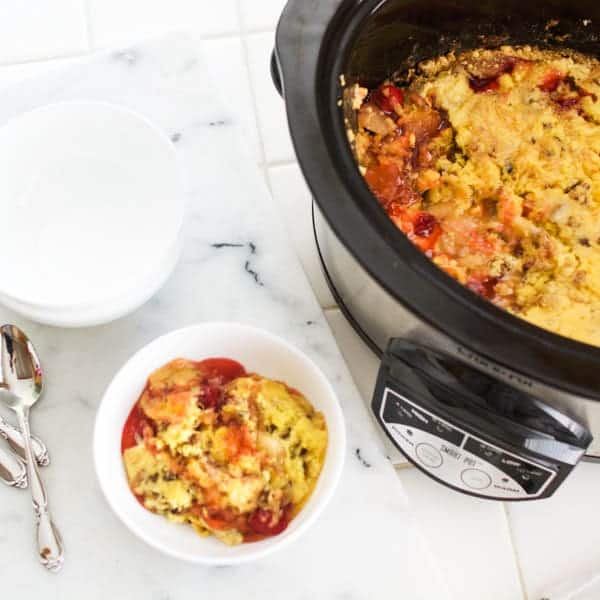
[350,46,600,346]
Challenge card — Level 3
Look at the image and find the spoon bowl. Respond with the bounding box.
[0,325,43,408]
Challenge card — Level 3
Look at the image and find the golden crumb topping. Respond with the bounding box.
[122,358,327,546]
[351,46,600,346]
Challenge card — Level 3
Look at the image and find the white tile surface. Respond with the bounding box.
[245,32,296,164]
[323,307,408,465]
[536,571,600,600]
[0,56,88,90]
[507,461,600,600]
[238,0,287,31]
[0,1,88,64]
[201,37,262,162]
[400,468,524,600]
[88,0,239,48]
[268,163,335,307]
[323,307,379,401]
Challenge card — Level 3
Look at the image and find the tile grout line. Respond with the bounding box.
[82,0,95,51]
[234,0,270,167]
[261,164,273,194]
[0,31,252,69]
[0,49,90,69]
[245,26,283,36]
[322,304,344,313]
[264,158,298,169]
[0,28,276,71]
[193,30,243,41]
[502,502,530,600]
[394,462,414,471]
[196,27,280,40]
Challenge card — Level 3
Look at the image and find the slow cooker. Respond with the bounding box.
[272,0,600,500]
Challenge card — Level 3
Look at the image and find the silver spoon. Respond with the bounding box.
[0,415,50,466]
[0,445,27,488]
[0,325,64,572]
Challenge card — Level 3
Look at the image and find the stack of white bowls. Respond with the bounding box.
[0,102,185,327]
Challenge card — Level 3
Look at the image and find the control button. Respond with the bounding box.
[381,390,464,446]
[464,437,502,466]
[431,418,464,446]
[416,443,443,468]
[461,468,492,490]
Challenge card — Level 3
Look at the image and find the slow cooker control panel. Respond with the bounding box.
[379,388,555,499]
[372,339,590,500]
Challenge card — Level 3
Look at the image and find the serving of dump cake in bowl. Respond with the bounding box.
[122,357,328,546]
[94,322,345,564]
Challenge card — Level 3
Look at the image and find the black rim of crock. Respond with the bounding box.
[275,0,600,400]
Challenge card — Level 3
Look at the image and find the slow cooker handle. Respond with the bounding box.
[270,50,284,98]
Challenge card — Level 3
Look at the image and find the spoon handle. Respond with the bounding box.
[0,445,27,488]
[17,409,64,573]
[0,417,49,466]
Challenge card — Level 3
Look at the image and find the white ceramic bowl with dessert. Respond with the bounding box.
[93,322,346,565]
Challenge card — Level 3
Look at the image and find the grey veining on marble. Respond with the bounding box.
[0,35,451,600]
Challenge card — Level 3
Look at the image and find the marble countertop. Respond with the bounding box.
[0,36,450,600]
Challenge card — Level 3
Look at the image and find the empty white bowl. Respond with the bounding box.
[0,237,182,327]
[0,101,185,326]
[93,322,346,565]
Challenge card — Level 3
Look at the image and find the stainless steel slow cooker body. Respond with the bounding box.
[274,0,600,498]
